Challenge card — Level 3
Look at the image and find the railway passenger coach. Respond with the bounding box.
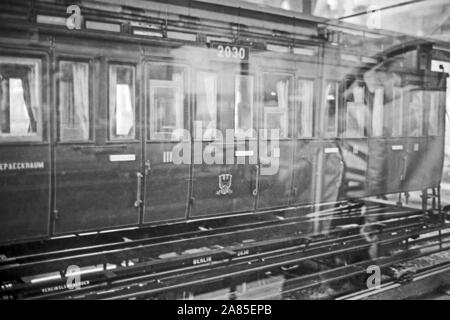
[0,0,447,244]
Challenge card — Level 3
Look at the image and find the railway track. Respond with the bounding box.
[337,257,450,300]
[0,202,408,275]
[0,201,447,300]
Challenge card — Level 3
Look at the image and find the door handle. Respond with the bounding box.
[400,157,407,181]
[253,164,259,196]
[145,160,152,176]
[134,172,144,208]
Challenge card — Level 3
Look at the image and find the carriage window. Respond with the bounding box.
[407,90,423,137]
[391,87,403,137]
[59,61,90,141]
[0,57,40,140]
[196,71,217,140]
[235,75,254,137]
[324,82,339,137]
[296,79,314,138]
[428,91,439,136]
[109,65,135,140]
[372,87,384,137]
[148,64,185,140]
[263,74,291,138]
[345,82,367,137]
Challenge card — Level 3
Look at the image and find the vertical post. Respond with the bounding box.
[421,189,427,211]
[432,187,436,210]
[438,185,443,224]
[438,186,443,250]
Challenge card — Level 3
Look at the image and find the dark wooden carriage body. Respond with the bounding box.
[0,0,446,243]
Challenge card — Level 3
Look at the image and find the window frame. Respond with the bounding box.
[107,63,137,142]
[406,88,424,137]
[322,80,340,138]
[234,73,255,138]
[56,58,94,143]
[390,86,404,138]
[371,86,385,138]
[0,56,43,143]
[261,71,293,140]
[295,77,315,139]
[344,79,368,138]
[146,61,188,142]
[427,90,440,137]
[194,69,219,141]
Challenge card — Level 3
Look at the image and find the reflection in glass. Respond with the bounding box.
[0,58,40,138]
[109,65,135,140]
[346,83,367,137]
[372,87,384,137]
[263,74,290,138]
[428,91,439,136]
[297,79,314,138]
[407,90,423,137]
[196,71,217,139]
[324,82,338,137]
[235,75,253,136]
[391,87,403,137]
[59,61,90,141]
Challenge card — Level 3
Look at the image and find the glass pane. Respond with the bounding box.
[59,61,90,141]
[407,90,423,137]
[324,82,338,137]
[296,79,314,138]
[109,65,135,140]
[345,82,367,137]
[372,87,384,137]
[148,64,185,140]
[428,91,439,136]
[196,71,217,139]
[235,75,254,136]
[391,87,403,137]
[0,58,40,139]
[263,74,290,138]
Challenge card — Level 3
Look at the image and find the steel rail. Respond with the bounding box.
[0,204,421,281]
[75,225,450,300]
[11,217,439,299]
[336,260,450,300]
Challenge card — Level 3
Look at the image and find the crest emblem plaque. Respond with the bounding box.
[216,174,233,195]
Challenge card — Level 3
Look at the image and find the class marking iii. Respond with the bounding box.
[0,162,45,171]
[163,151,173,163]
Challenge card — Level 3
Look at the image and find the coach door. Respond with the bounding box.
[256,70,294,209]
[189,60,257,217]
[385,86,408,193]
[422,84,446,187]
[340,78,370,199]
[142,62,190,223]
[403,72,445,190]
[0,52,51,242]
[291,75,316,206]
[54,40,142,234]
[316,80,345,204]
[403,86,427,190]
